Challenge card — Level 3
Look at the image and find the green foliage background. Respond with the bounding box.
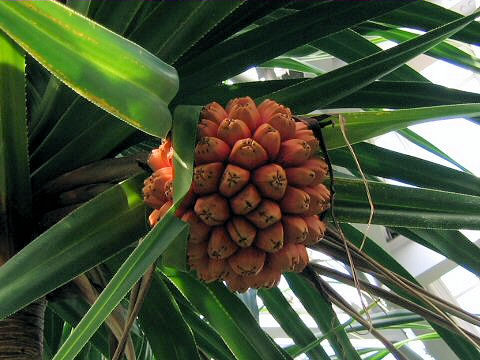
[0,1,479,359]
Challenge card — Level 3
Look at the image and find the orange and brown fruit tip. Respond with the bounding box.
[208,227,238,260]
[192,162,224,195]
[219,165,250,198]
[227,216,257,248]
[143,97,330,292]
[252,164,287,200]
[253,124,281,160]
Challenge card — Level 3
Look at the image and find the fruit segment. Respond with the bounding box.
[208,259,227,282]
[255,222,284,253]
[227,217,257,248]
[197,119,218,138]
[227,97,260,131]
[195,137,230,164]
[285,167,316,187]
[192,162,224,195]
[253,124,281,160]
[228,247,266,276]
[219,164,250,198]
[148,138,173,171]
[268,242,300,273]
[258,99,291,127]
[208,227,238,260]
[304,157,329,185]
[304,215,326,245]
[303,185,330,216]
[252,164,287,200]
[282,215,308,244]
[201,101,228,125]
[217,118,251,146]
[181,211,211,244]
[194,194,230,226]
[277,139,311,167]
[296,129,320,153]
[229,138,268,170]
[280,186,310,214]
[246,200,282,229]
[230,184,262,215]
[294,245,309,272]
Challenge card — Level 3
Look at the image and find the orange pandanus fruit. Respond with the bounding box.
[143,97,330,292]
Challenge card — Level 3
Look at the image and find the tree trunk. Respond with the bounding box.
[0,156,146,359]
[0,298,46,359]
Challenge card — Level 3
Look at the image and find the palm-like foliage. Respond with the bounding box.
[0,1,479,359]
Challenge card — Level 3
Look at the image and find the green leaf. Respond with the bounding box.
[375,1,480,45]
[177,1,290,66]
[321,104,480,149]
[0,1,178,137]
[49,297,111,358]
[0,31,31,259]
[321,22,475,168]
[328,81,480,109]
[258,287,330,360]
[351,313,427,329]
[359,25,480,74]
[163,277,238,360]
[130,1,243,65]
[178,79,302,106]
[30,96,105,170]
[44,307,66,359]
[261,58,323,75]
[161,226,190,272]
[181,80,480,110]
[122,2,161,36]
[31,0,150,159]
[162,105,200,270]
[393,228,480,277]
[138,272,200,360]
[66,0,90,16]
[0,175,147,320]
[52,210,188,360]
[284,273,361,360]
[179,1,410,94]
[367,333,439,360]
[339,224,480,359]
[31,116,134,189]
[261,10,479,113]
[397,128,473,174]
[332,177,480,229]
[207,282,292,359]
[166,270,289,360]
[329,142,480,196]
[288,312,426,358]
[311,29,427,82]
[91,1,143,35]
[172,106,200,204]
[335,177,478,217]
[28,73,77,148]
[26,77,43,113]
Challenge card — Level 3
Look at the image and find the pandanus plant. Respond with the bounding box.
[0,1,480,359]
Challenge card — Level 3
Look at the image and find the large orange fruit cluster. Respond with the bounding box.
[143,97,330,292]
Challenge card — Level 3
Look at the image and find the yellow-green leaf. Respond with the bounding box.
[0,1,178,137]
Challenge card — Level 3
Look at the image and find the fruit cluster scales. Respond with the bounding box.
[143,97,330,292]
